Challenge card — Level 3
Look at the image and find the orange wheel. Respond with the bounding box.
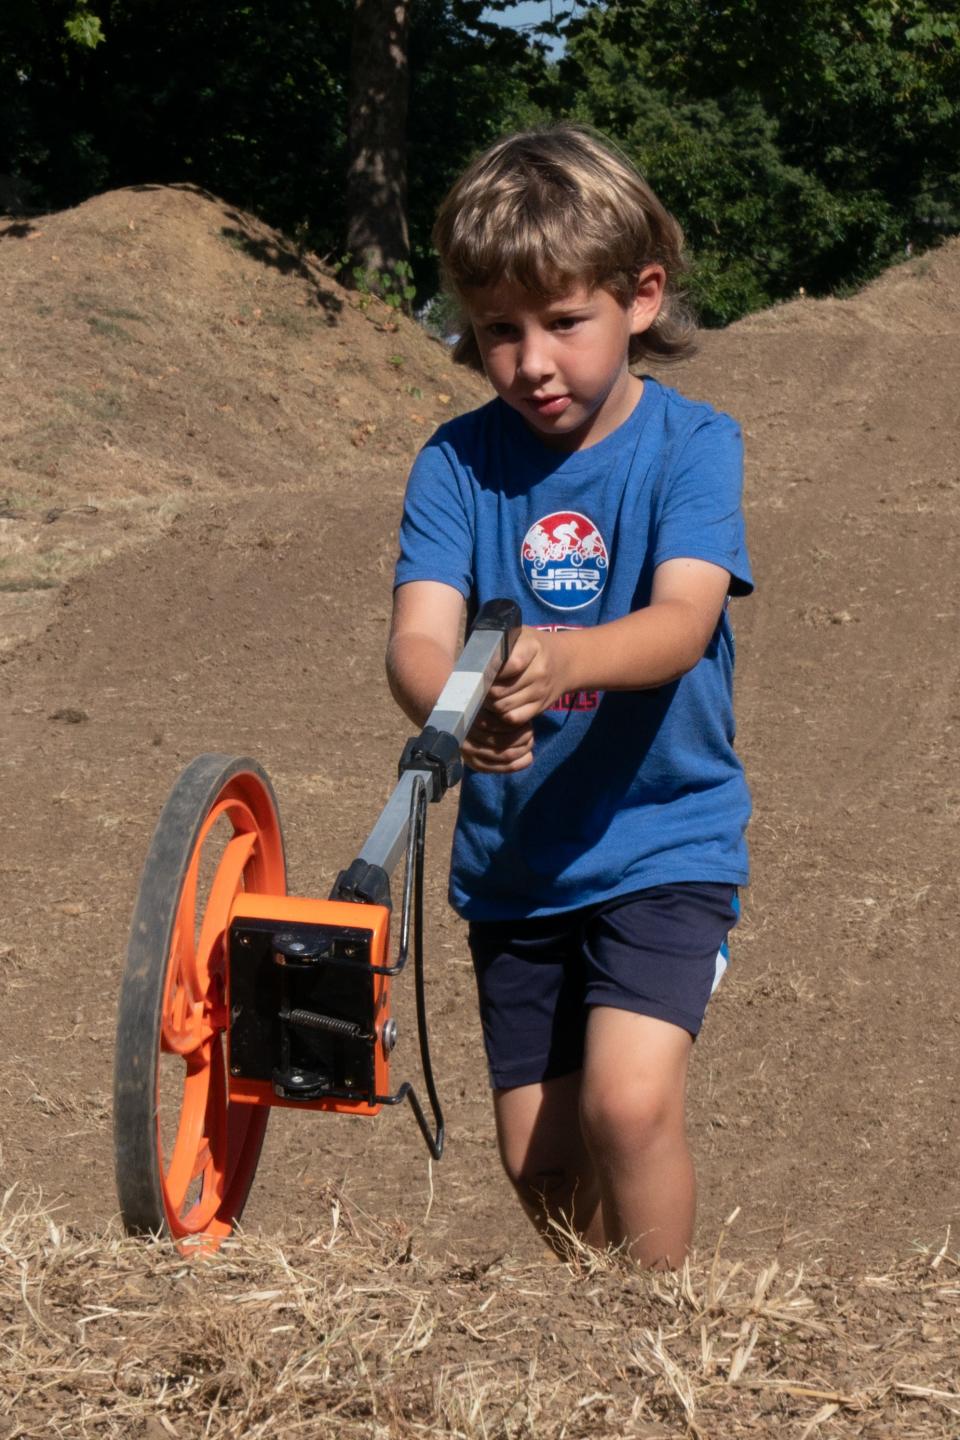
[113,755,286,1249]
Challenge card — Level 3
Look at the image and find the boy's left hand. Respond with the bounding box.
[486,627,567,726]
[484,561,732,730]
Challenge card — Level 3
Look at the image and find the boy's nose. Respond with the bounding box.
[515,330,554,382]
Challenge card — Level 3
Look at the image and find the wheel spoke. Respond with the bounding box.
[172,798,250,996]
[175,850,200,992]
[162,1044,212,1214]
[161,1004,213,1055]
[170,983,189,1031]
[195,830,257,989]
[179,1034,229,1232]
[190,1142,212,1181]
[160,965,207,1055]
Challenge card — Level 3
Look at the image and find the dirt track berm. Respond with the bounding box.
[112,599,521,1251]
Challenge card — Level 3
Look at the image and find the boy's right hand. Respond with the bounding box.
[389,581,534,772]
[462,705,534,773]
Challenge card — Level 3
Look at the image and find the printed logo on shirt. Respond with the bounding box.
[537,624,600,712]
[520,511,609,612]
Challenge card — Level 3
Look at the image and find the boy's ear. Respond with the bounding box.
[629,265,666,335]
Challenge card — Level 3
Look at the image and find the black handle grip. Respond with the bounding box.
[469,598,522,662]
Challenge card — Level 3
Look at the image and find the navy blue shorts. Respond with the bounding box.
[468,883,738,1090]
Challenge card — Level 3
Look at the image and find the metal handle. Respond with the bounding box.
[350,599,521,883]
[329,600,521,1160]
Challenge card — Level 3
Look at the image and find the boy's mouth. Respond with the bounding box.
[525,393,572,417]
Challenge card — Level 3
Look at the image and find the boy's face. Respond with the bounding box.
[464,271,664,451]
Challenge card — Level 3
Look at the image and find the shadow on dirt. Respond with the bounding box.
[219,222,344,322]
[0,221,39,239]
[124,182,345,320]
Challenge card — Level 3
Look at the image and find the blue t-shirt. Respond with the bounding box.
[395,378,753,920]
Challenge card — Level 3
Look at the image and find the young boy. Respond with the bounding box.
[387,125,752,1268]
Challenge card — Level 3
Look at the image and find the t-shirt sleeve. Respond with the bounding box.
[394,432,474,599]
[652,411,753,596]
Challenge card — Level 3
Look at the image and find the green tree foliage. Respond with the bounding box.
[1,2,109,206]
[407,1,550,273]
[0,1,548,297]
[0,2,352,235]
[1,2,957,325]
[556,0,960,320]
[64,2,106,49]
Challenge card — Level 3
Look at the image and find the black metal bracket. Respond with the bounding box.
[330,857,392,908]
[398,725,462,802]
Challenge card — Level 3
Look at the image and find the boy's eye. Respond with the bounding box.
[483,322,516,338]
[552,316,582,331]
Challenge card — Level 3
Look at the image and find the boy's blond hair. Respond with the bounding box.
[433,124,696,371]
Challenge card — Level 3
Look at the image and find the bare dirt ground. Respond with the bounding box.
[1,188,959,1436]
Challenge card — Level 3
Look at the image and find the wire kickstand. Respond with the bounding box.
[379,774,445,1160]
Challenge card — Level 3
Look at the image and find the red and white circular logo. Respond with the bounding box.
[520,511,608,611]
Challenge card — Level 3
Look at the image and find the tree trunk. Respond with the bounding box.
[346,0,410,277]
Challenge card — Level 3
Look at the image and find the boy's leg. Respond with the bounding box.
[579,1007,694,1268]
[493,1071,604,1247]
[576,883,738,1268]
[469,909,599,1251]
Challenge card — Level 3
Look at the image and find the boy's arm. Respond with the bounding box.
[485,558,732,726]
[387,581,464,726]
[387,581,535,772]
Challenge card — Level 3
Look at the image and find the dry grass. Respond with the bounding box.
[2,1191,958,1439]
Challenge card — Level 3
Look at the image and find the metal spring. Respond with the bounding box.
[284,1008,366,1039]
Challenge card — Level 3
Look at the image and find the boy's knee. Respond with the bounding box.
[505,1160,575,1208]
[497,1133,592,1217]
[498,1133,570,1196]
[579,1077,678,1160]
[501,1154,599,1233]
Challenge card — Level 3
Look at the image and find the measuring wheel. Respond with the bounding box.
[114,600,521,1251]
[113,754,286,1246]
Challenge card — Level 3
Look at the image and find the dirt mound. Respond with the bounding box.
[0,184,484,646]
[1,191,959,1429]
[739,238,960,337]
